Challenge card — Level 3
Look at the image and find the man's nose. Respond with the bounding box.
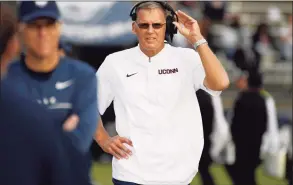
[37,26,48,38]
[147,24,154,33]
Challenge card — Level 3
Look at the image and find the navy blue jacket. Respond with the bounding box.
[0,81,73,185]
[5,55,98,153]
[4,55,98,185]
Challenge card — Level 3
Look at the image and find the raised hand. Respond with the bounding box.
[172,10,204,44]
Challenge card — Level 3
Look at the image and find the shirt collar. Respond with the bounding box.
[135,42,170,62]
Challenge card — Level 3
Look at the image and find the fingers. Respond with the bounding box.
[176,10,195,23]
[172,21,189,36]
[111,144,128,159]
[108,148,122,160]
[104,136,133,160]
[118,142,133,156]
[63,114,79,132]
[119,137,133,147]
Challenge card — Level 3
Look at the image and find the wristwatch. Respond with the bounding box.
[193,38,208,51]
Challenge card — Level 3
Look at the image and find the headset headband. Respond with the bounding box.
[129,1,178,42]
[129,1,177,21]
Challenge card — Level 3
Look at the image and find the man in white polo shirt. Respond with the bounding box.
[95,1,229,185]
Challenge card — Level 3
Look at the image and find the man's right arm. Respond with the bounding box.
[95,57,132,160]
[95,118,110,148]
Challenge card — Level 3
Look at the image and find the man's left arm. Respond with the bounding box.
[67,73,98,153]
[173,10,230,91]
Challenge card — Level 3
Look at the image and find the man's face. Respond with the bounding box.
[132,8,166,52]
[20,18,61,59]
[236,76,248,90]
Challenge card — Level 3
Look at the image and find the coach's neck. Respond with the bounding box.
[25,51,60,73]
[139,42,165,58]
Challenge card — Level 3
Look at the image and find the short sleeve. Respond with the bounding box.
[96,56,115,115]
[192,51,221,96]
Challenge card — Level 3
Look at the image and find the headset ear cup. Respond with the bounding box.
[166,15,177,34]
[166,16,172,35]
[131,13,136,21]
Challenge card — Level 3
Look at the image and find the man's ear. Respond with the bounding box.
[56,21,62,35]
[132,22,136,35]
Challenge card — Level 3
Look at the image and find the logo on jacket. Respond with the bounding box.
[158,68,179,75]
[55,79,74,90]
[37,96,72,110]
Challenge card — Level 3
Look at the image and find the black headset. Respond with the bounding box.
[129,1,178,42]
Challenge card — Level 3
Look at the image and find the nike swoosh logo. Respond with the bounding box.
[55,80,74,90]
[126,73,138,77]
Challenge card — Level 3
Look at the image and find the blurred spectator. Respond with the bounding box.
[0,3,75,185]
[252,23,278,71]
[232,47,249,72]
[230,16,255,72]
[203,0,228,53]
[235,72,248,90]
[226,15,254,72]
[279,15,292,61]
[226,70,280,185]
[203,1,227,22]
[226,15,242,56]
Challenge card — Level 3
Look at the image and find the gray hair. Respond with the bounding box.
[135,2,168,19]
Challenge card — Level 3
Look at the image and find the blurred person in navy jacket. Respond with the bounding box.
[226,70,279,185]
[3,1,98,184]
[252,23,278,71]
[0,3,79,185]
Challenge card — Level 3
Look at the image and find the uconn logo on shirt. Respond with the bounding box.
[158,68,179,75]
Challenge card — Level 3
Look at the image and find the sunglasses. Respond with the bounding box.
[135,22,166,29]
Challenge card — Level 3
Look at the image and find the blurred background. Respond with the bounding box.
[4,1,292,185]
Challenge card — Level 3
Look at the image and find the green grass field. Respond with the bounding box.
[91,163,288,185]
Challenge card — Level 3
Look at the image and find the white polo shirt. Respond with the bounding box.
[97,43,221,185]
